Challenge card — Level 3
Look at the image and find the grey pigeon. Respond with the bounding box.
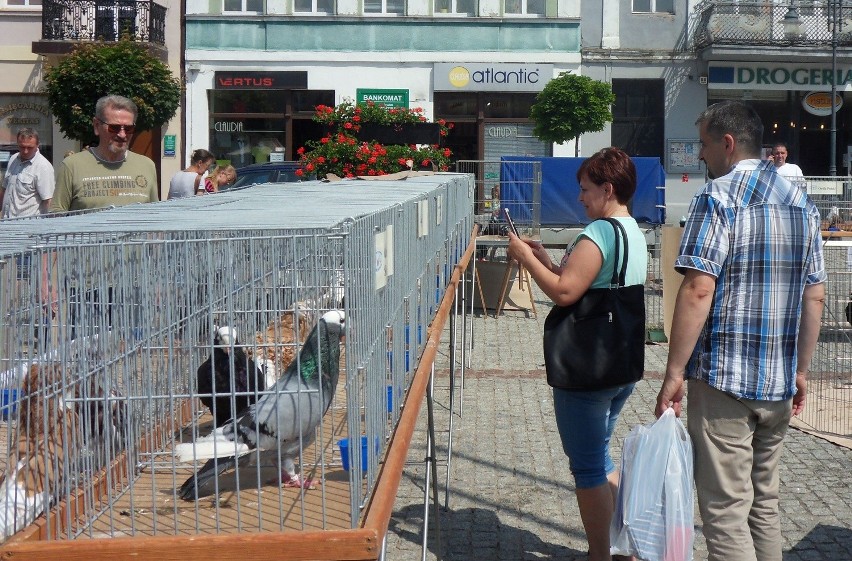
[176,310,345,499]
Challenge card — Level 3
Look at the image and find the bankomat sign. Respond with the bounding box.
[434,63,553,92]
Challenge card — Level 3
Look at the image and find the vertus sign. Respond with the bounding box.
[709,63,852,91]
[214,71,308,90]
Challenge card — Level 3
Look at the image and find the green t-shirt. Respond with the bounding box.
[50,149,159,212]
[562,217,648,288]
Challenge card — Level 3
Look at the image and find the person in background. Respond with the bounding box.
[168,149,215,200]
[201,164,237,194]
[771,142,805,184]
[50,94,158,212]
[1,128,55,219]
[507,147,646,561]
[657,101,825,561]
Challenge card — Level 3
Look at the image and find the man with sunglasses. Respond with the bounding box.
[51,94,158,212]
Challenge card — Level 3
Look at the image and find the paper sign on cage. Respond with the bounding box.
[374,225,394,290]
[417,200,429,238]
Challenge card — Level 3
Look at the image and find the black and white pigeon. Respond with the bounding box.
[176,310,345,499]
[196,326,271,427]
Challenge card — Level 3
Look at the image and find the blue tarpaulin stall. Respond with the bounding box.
[501,156,666,226]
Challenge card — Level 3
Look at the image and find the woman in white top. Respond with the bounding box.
[168,149,215,200]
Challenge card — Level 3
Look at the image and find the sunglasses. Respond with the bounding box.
[98,120,136,135]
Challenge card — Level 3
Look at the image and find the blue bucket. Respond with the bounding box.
[338,436,379,472]
[1,389,20,420]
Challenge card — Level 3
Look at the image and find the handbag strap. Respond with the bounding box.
[599,217,629,288]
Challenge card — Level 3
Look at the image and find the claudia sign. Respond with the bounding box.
[434,63,553,92]
[708,63,852,91]
[802,91,843,116]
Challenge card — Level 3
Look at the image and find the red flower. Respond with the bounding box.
[421,159,430,167]
[295,169,304,176]
[297,146,305,155]
[306,163,315,171]
[321,137,330,144]
[443,148,451,157]
[344,122,353,129]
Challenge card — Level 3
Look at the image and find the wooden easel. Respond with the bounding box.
[495,258,537,318]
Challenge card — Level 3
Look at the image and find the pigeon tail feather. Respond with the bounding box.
[178,455,240,500]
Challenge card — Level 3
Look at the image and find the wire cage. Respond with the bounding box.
[0,174,473,556]
[797,240,852,441]
[454,160,542,239]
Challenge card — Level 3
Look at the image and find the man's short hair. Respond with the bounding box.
[695,101,764,156]
[772,142,789,152]
[16,127,39,143]
[95,95,138,121]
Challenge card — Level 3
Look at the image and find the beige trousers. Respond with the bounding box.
[687,379,792,561]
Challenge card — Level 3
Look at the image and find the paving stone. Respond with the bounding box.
[385,270,852,560]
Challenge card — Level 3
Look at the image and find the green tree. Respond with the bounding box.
[530,73,615,157]
[42,39,181,145]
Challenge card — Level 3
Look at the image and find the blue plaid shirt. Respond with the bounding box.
[676,159,826,400]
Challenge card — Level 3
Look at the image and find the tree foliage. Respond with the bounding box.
[42,40,181,145]
[530,73,615,156]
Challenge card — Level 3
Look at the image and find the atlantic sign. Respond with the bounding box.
[708,62,852,92]
[434,63,553,92]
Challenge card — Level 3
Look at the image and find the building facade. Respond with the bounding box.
[580,0,852,221]
[0,0,183,200]
[184,0,582,166]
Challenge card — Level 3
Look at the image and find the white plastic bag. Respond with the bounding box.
[610,408,694,561]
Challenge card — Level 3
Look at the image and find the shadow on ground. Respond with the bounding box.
[388,503,585,561]
[785,524,852,559]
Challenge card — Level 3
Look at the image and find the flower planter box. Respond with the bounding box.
[356,123,442,145]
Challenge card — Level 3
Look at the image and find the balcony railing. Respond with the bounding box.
[40,0,166,45]
[694,0,852,49]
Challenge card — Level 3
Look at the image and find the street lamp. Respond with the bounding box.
[783,2,804,38]
[829,0,839,176]
[783,12,802,38]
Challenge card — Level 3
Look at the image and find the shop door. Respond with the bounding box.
[483,122,550,160]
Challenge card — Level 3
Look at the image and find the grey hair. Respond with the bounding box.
[695,101,764,157]
[16,127,39,143]
[95,95,138,121]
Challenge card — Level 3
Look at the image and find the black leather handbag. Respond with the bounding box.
[543,218,645,391]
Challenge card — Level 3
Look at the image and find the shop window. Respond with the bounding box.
[504,0,543,16]
[484,94,536,119]
[295,0,334,13]
[633,0,674,14]
[435,94,477,116]
[224,0,263,12]
[1,0,41,8]
[209,117,286,167]
[364,0,404,14]
[209,90,286,114]
[292,90,335,113]
[611,79,664,158]
[434,0,475,16]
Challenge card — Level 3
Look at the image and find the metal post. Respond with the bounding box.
[830,0,839,176]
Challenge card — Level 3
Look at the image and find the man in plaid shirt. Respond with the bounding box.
[656,101,826,561]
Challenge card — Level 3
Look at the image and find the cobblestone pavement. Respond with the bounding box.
[385,278,852,560]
